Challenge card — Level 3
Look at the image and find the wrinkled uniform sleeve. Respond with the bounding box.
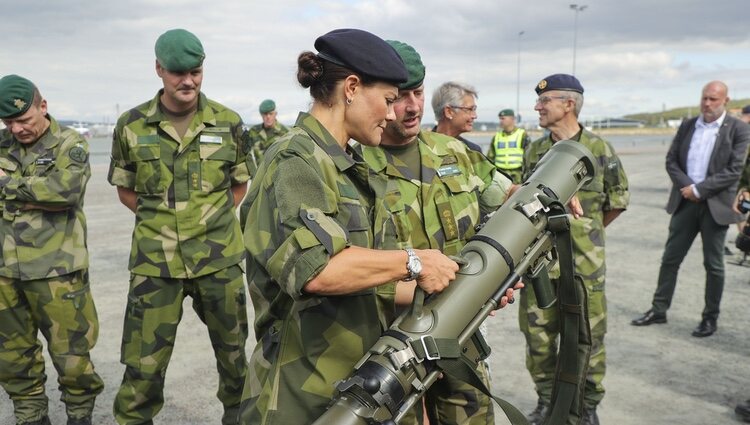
[107,124,136,188]
[249,153,349,300]
[229,120,251,185]
[1,135,90,206]
[602,142,630,212]
[469,148,511,217]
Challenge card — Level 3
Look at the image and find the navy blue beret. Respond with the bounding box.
[314,28,407,85]
[535,73,584,95]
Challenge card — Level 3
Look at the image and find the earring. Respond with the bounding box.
[346,98,352,105]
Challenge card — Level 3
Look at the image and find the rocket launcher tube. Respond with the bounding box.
[312,140,596,425]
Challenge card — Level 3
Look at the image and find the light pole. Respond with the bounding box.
[516,30,524,122]
[570,4,587,75]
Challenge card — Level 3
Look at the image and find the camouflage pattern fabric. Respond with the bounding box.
[518,128,629,409]
[0,271,103,423]
[0,117,102,423]
[246,121,289,171]
[108,91,250,424]
[0,116,90,280]
[363,130,512,425]
[113,265,247,425]
[108,90,250,279]
[238,112,382,425]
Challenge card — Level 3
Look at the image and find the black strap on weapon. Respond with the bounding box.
[542,200,592,425]
[432,197,591,425]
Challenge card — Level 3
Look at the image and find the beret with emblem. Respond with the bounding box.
[259,99,276,114]
[498,108,515,117]
[386,40,425,90]
[155,29,205,72]
[314,28,407,85]
[535,73,584,95]
[0,74,37,119]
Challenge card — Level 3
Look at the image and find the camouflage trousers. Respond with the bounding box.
[518,278,607,409]
[0,270,104,423]
[423,358,495,425]
[499,168,524,185]
[113,265,249,425]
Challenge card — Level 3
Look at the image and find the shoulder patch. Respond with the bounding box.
[69,145,88,163]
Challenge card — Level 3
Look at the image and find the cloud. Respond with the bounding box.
[2,0,749,124]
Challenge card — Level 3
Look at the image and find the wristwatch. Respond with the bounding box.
[404,248,422,281]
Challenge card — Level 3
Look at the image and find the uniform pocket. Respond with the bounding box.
[199,142,235,191]
[132,144,163,194]
[121,293,145,368]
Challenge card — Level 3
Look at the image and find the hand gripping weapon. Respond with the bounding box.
[313,140,596,425]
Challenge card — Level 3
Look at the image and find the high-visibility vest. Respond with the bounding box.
[491,128,525,170]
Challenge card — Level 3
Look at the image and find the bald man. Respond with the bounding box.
[632,81,750,337]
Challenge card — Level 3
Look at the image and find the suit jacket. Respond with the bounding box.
[665,114,750,225]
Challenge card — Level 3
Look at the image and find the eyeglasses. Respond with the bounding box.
[449,105,477,113]
[535,95,570,105]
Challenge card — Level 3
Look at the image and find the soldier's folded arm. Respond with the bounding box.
[1,139,90,209]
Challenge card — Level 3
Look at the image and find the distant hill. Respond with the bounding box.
[624,98,750,126]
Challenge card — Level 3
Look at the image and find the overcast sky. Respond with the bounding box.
[2,0,749,126]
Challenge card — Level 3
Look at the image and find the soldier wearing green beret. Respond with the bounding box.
[107,28,251,425]
[487,108,530,184]
[246,99,289,171]
[362,40,520,425]
[520,74,629,425]
[0,75,103,425]
[237,28,461,425]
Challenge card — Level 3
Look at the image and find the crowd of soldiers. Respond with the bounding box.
[0,26,747,425]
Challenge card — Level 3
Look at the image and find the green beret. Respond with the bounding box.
[386,40,425,90]
[0,74,36,119]
[155,29,205,72]
[259,99,276,114]
[498,109,515,117]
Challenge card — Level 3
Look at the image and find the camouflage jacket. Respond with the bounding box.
[523,127,630,285]
[240,112,383,424]
[108,91,250,278]
[247,121,289,170]
[0,116,90,280]
[362,130,512,324]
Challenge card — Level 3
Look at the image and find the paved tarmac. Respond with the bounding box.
[1,135,749,424]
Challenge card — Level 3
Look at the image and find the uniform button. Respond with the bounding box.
[306,212,316,220]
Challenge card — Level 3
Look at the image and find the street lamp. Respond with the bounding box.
[569,4,587,76]
[516,30,524,122]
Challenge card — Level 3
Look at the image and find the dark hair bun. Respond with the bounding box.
[297,51,324,88]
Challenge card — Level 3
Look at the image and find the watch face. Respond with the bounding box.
[409,256,422,275]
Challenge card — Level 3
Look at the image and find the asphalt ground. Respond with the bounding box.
[1,134,748,424]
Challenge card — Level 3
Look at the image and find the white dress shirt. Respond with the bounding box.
[687,111,725,198]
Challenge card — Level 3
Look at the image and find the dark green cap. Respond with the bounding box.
[498,108,514,117]
[0,74,36,119]
[155,29,205,72]
[386,40,425,90]
[259,99,276,114]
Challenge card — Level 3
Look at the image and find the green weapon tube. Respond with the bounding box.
[312,140,596,425]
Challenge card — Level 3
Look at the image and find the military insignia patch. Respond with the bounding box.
[537,80,547,91]
[69,145,87,163]
[13,98,26,110]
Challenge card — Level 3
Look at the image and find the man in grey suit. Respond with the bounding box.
[631,81,750,337]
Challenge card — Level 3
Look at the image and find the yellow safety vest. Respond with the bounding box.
[492,128,525,170]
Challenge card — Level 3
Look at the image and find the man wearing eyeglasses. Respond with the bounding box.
[431,81,484,153]
[518,74,630,425]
